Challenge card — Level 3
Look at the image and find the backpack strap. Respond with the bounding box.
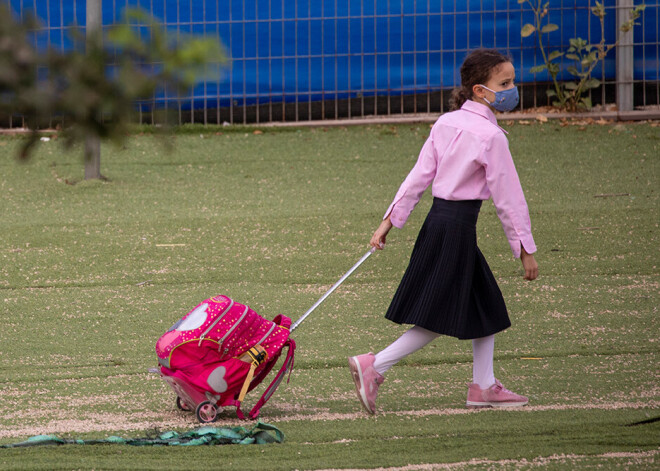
[234,339,296,420]
[234,314,294,420]
[237,345,268,403]
[244,314,292,392]
[247,338,296,420]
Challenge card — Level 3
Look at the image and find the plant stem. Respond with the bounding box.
[529,0,565,104]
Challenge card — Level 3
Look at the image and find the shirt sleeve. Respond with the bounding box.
[481,131,537,258]
[383,134,438,228]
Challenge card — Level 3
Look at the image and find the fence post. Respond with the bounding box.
[616,0,634,112]
[84,0,102,180]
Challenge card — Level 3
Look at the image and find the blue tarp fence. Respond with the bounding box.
[7,0,659,122]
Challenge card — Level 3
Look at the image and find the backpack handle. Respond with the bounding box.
[290,248,375,332]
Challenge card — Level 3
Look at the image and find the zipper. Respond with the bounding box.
[219,305,250,353]
[198,296,235,346]
[255,322,277,346]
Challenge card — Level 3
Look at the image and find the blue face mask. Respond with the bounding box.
[480,85,519,112]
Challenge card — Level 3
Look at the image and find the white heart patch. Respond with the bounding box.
[207,366,228,393]
[178,303,209,331]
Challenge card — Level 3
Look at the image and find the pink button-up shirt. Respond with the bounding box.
[384,100,537,259]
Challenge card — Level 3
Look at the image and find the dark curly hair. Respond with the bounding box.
[449,49,512,111]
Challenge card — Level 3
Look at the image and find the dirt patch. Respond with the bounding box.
[1,401,657,440]
[313,449,660,471]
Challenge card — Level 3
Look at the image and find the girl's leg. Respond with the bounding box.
[373,325,440,376]
[349,325,438,414]
[467,334,528,408]
[471,334,495,389]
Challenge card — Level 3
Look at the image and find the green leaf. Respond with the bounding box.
[521,24,536,37]
[619,22,633,33]
[530,64,547,74]
[547,63,560,76]
[564,81,578,90]
[581,52,598,67]
[569,37,587,50]
[541,24,559,34]
[546,89,557,97]
[106,24,140,49]
[567,66,579,76]
[584,78,601,89]
[591,2,606,19]
[123,7,152,24]
[580,96,593,109]
[566,54,580,61]
[548,50,564,61]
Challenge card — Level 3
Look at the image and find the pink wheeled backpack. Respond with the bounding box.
[156,295,295,422]
[155,249,374,423]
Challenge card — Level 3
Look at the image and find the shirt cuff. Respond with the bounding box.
[510,236,537,259]
[383,198,407,229]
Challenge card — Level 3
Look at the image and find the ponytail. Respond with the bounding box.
[449,88,472,111]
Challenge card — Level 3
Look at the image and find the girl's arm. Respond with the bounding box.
[482,132,537,259]
[383,135,439,229]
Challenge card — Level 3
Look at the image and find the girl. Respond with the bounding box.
[348,49,539,414]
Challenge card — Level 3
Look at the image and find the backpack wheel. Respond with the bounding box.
[195,401,218,423]
[176,396,192,412]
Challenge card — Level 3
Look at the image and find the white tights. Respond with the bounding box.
[372,325,496,389]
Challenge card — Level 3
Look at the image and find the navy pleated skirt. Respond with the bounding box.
[385,198,511,340]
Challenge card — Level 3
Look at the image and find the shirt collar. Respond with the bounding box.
[460,100,509,134]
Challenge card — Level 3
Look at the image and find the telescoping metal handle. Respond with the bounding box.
[290,247,376,332]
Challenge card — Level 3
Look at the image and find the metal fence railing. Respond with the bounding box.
[4,0,659,127]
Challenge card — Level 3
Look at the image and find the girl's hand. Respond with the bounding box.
[370,217,393,250]
[521,247,538,280]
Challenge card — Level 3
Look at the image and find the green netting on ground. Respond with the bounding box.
[0,422,283,448]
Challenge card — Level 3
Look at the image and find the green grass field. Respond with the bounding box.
[0,120,658,470]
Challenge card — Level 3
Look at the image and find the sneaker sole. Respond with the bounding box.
[348,356,375,414]
[466,400,528,409]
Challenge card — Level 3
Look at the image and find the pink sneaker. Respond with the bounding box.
[466,380,528,409]
[348,353,384,414]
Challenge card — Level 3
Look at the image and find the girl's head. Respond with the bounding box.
[449,49,516,111]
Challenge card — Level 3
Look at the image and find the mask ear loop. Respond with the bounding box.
[477,84,495,106]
